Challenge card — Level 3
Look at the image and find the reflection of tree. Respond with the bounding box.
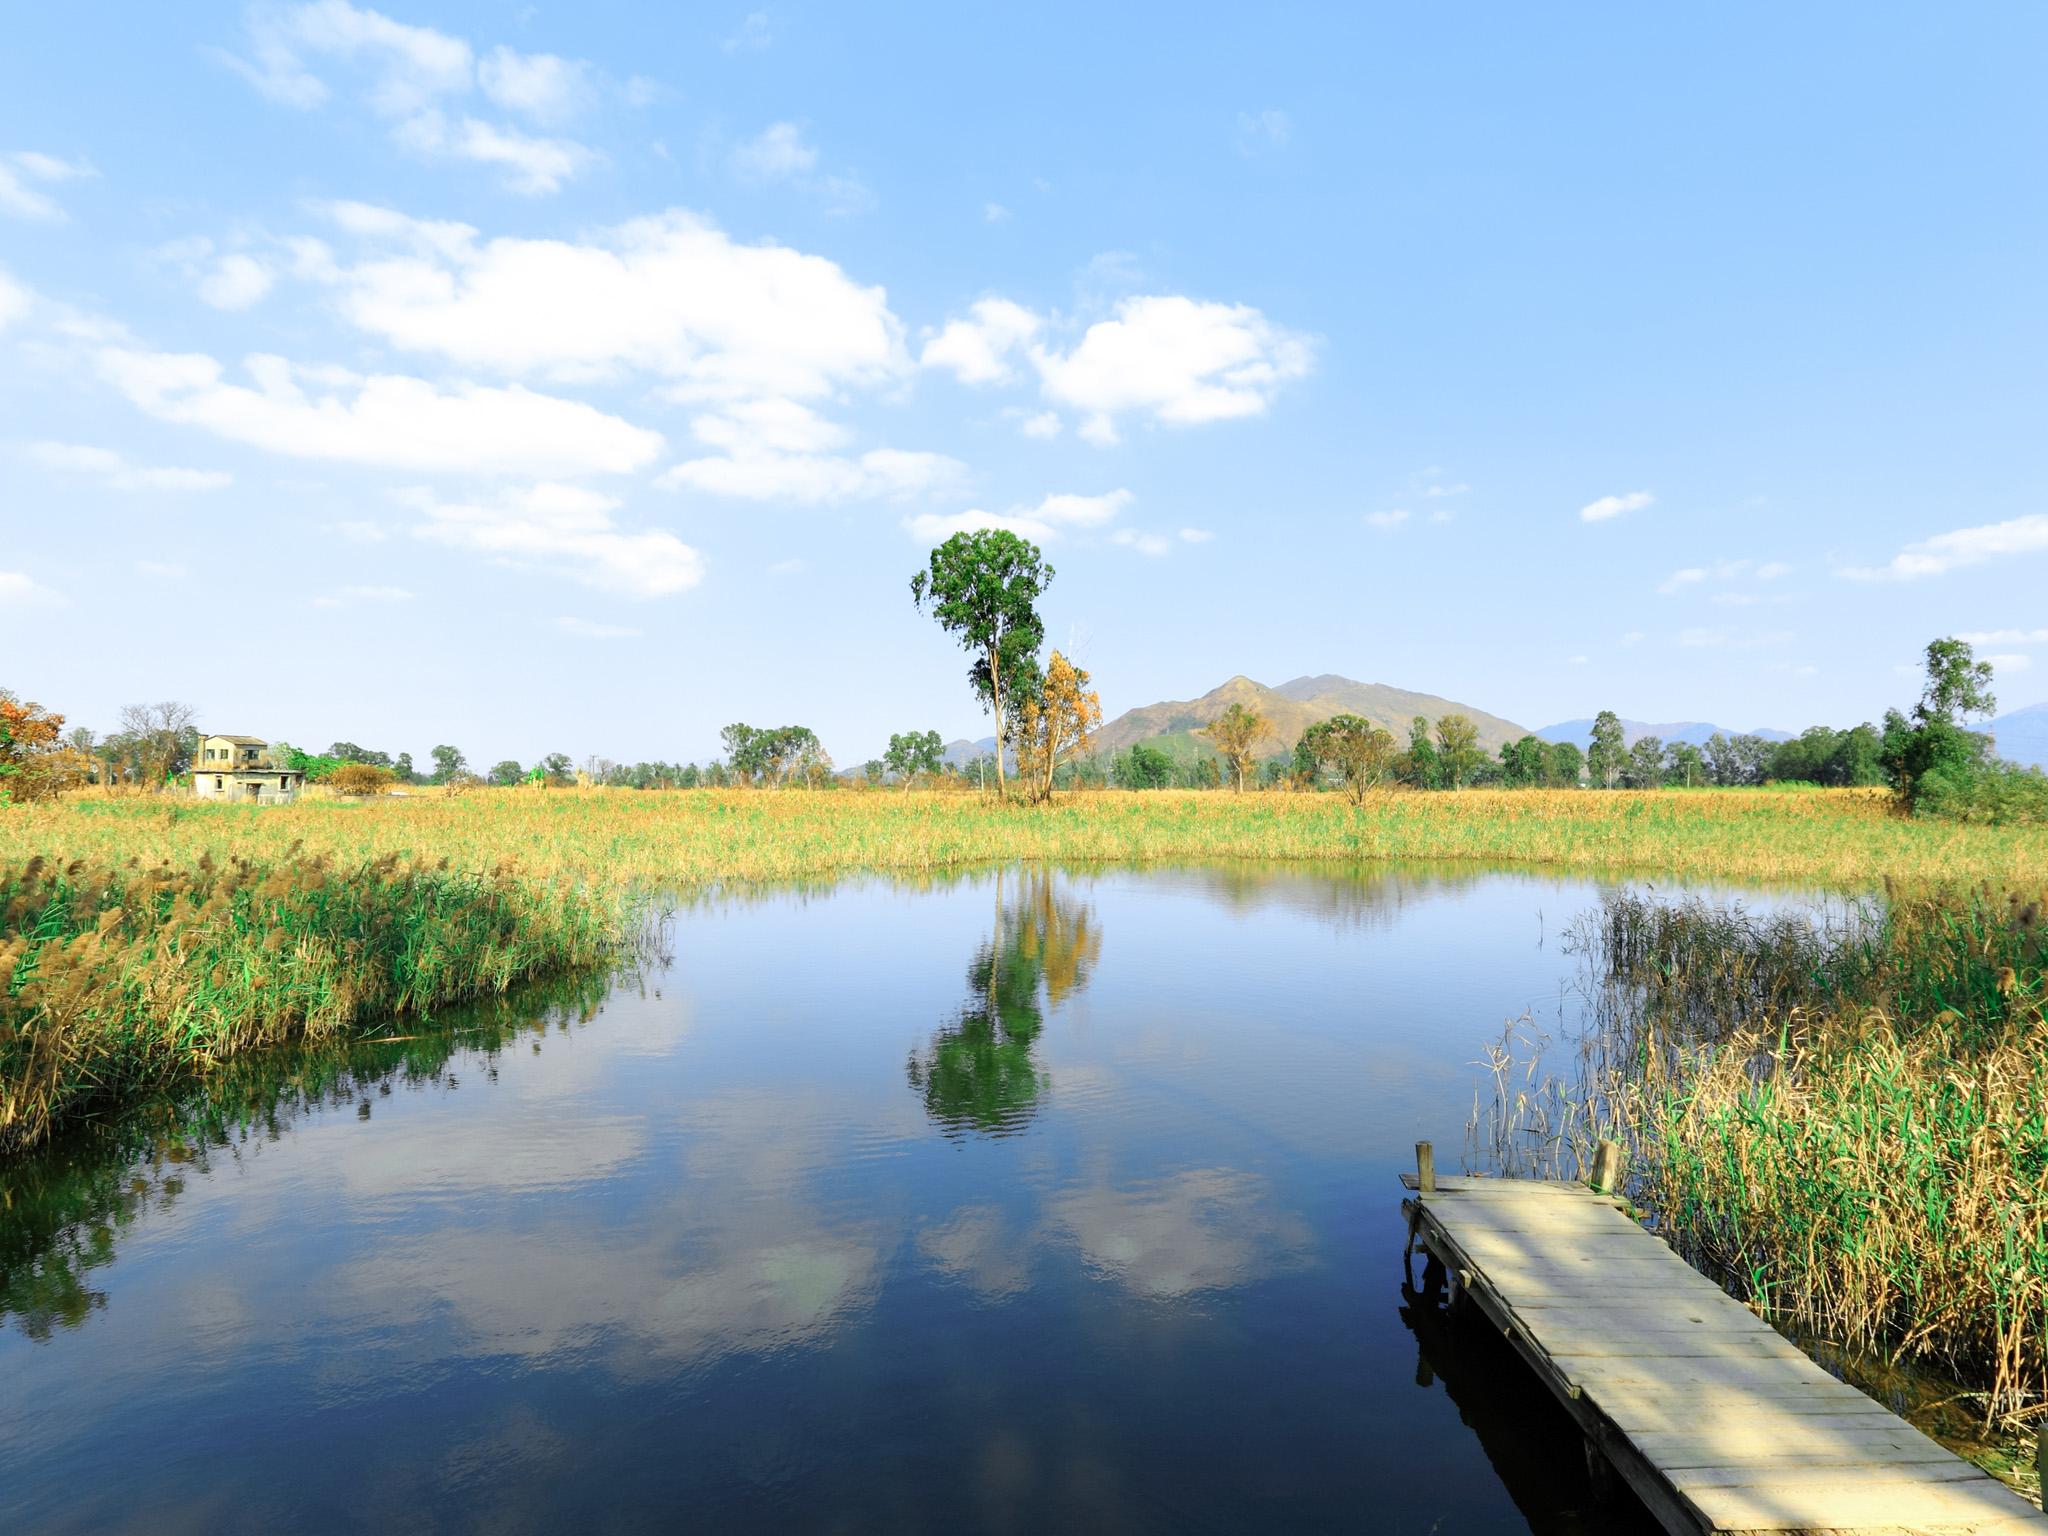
[908,871,1100,1136]
[0,970,612,1340]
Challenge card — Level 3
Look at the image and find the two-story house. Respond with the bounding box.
[193,734,306,802]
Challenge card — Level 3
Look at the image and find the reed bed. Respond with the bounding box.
[0,849,624,1152]
[7,784,2043,895]
[1479,887,2048,1442]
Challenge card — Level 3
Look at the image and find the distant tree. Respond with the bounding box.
[1434,714,1483,789]
[393,751,416,783]
[1401,715,1441,789]
[1624,734,1665,789]
[1191,755,1222,790]
[430,744,467,784]
[329,763,395,796]
[1205,702,1268,793]
[862,759,885,785]
[910,529,1054,801]
[1301,714,1397,804]
[1501,735,1549,787]
[326,741,393,769]
[1586,711,1627,789]
[884,729,946,790]
[679,763,702,788]
[539,752,573,785]
[1664,741,1706,788]
[1011,651,1103,803]
[1918,637,1997,725]
[1113,742,1174,789]
[487,759,524,786]
[119,700,199,785]
[1881,638,1998,803]
[702,760,730,788]
[0,688,88,802]
[1547,740,1584,788]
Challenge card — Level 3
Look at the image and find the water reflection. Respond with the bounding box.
[907,869,1100,1136]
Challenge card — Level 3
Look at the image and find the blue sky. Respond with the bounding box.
[4,3,2046,767]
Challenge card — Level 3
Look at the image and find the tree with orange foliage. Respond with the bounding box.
[0,688,88,802]
[1010,651,1103,804]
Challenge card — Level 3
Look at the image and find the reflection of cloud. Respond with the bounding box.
[335,1113,648,1200]
[918,1204,1034,1299]
[1044,1169,1310,1299]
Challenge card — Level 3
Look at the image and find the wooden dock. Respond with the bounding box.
[1402,1149,2047,1535]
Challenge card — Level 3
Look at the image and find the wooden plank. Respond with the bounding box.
[1682,1471,2035,1530]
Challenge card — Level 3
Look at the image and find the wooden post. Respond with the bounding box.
[1416,1140,1436,1194]
[1589,1138,1621,1194]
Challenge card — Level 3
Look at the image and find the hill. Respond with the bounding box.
[1535,718,1794,750]
[1991,704,2048,768]
[1090,674,1528,762]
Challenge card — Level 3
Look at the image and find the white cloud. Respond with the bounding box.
[983,202,1010,224]
[333,520,388,542]
[1234,109,1292,156]
[0,150,94,222]
[1110,528,1171,556]
[0,571,63,608]
[1842,514,2048,581]
[723,11,776,52]
[556,616,640,639]
[729,121,816,181]
[0,269,30,330]
[1619,630,1644,647]
[1984,652,2034,674]
[477,47,590,123]
[98,345,662,477]
[406,483,703,597]
[1756,561,1792,579]
[215,4,596,192]
[308,204,908,402]
[921,298,1042,385]
[1017,410,1061,440]
[397,110,591,195]
[1677,626,1795,650]
[26,441,233,492]
[1566,655,1589,666]
[198,253,276,310]
[657,445,963,504]
[135,561,189,580]
[905,489,1134,546]
[1580,489,1654,522]
[1179,527,1214,543]
[1423,480,1469,499]
[1426,507,1455,524]
[1363,508,1410,531]
[1032,296,1315,443]
[1657,566,1707,594]
[1957,628,2048,646]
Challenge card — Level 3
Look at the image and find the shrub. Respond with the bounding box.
[328,763,396,797]
[1914,759,2048,826]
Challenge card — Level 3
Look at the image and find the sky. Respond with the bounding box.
[4,3,2046,769]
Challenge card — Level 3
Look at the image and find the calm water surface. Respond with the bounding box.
[2,864,1793,1534]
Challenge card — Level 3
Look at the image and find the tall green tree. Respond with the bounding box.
[910,530,1053,800]
[1434,713,1482,789]
[430,744,467,784]
[1586,711,1626,789]
[1624,734,1665,788]
[1881,637,1997,802]
[1401,715,1441,788]
[486,759,524,786]
[1301,714,1397,804]
[1205,702,1267,792]
[885,729,946,790]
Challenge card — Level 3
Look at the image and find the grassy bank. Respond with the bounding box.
[1481,885,2046,1468]
[1,851,623,1152]
[6,783,2045,894]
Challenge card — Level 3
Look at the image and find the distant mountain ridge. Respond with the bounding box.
[1090,674,1528,761]
[1991,704,2048,769]
[1535,718,1794,750]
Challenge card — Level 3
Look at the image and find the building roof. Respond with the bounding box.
[206,734,270,745]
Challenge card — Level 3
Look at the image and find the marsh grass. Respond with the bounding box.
[0,849,626,1152]
[1476,886,2048,1446]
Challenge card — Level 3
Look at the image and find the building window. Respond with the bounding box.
[215,776,224,789]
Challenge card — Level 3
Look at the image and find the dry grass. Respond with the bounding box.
[7,784,2042,895]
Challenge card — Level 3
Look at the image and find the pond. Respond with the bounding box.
[0,863,1793,1534]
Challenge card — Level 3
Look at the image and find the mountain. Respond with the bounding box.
[1089,674,1528,762]
[1535,718,1794,750]
[941,737,1000,768]
[1991,704,2048,768]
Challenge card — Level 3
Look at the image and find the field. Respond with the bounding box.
[4,783,2042,896]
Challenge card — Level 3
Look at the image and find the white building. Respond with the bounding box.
[193,735,305,803]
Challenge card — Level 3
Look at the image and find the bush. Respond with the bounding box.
[328,764,396,797]
[1913,759,2048,826]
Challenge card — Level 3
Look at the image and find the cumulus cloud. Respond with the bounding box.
[1363,508,1410,531]
[405,483,702,597]
[0,150,95,222]
[1957,627,2048,646]
[1179,527,1214,544]
[1580,489,1654,522]
[305,203,907,401]
[199,253,276,310]
[983,202,1010,224]
[657,445,963,504]
[313,583,415,608]
[723,11,776,52]
[905,489,1133,545]
[728,121,816,182]
[0,269,30,330]
[1984,652,2034,673]
[1234,109,1292,156]
[26,441,232,492]
[923,293,1314,445]
[214,2,597,192]
[1016,410,1061,440]
[1110,528,1171,556]
[1841,514,2048,581]
[97,346,662,477]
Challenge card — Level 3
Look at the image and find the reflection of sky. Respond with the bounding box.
[0,864,1787,1533]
